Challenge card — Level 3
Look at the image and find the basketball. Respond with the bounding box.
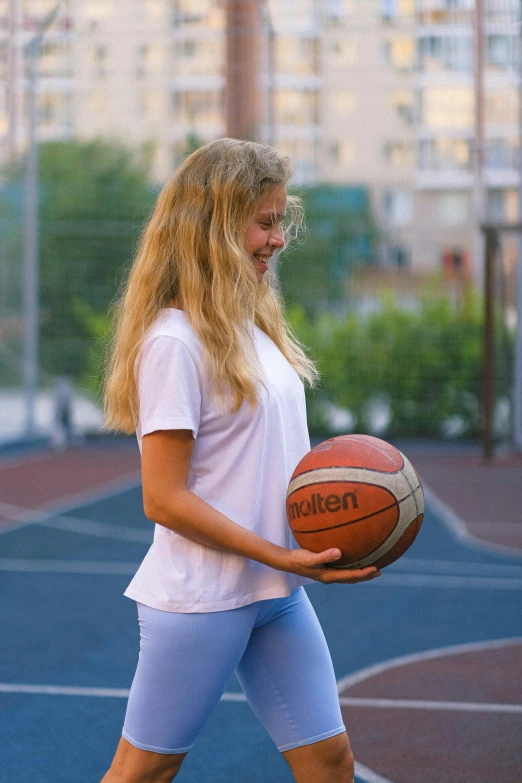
[286,434,424,569]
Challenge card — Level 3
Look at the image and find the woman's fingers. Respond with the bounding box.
[285,548,382,583]
[322,566,381,584]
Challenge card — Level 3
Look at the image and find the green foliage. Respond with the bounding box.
[0,138,157,389]
[71,299,111,397]
[288,288,512,439]
[280,184,380,316]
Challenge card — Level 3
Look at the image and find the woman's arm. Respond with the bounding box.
[141,430,380,585]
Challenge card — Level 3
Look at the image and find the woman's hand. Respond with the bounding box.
[281,547,381,584]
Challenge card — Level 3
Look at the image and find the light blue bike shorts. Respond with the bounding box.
[122,586,346,755]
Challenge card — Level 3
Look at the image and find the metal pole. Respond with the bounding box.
[22,45,39,437]
[22,1,63,438]
[7,0,22,161]
[482,229,495,463]
[514,0,522,451]
[473,0,485,287]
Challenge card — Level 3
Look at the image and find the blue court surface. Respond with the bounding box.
[1,458,522,782]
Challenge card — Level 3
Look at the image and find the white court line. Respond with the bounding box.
[0,471,142,537]
[395,557,522,577]
[41,515,151,543]
[422,482,522,559]
[2,557,522,588]
[365,573,522,589]
[338,697,522,714]
[337,637,522,692]
[2,683,518,715]
[0,559,139,574]
[0,681,398,783]
[0,500,151,543]
[2,558,522,588]
[354,762,394,783]
[470,521,522,532]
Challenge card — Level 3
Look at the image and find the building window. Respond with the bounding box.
[382,0,414,20]
[38,92,72,128]
[437,193,469,226]
[418,35,473,73]
[138,91,162,117]
[487,35,517,71]
[41,42,69,77]
[484,138,518,169]
[87,91,110,115]
[418,138,471,170]
[328,139,355,167]
[172,89,223,126]
[382,189,412,227]
[423,87,474,129]
[90,44,108,78]
[381,37,414,70]
[173,0,213,26]
[487,190,504,222]
[387,89,415,125]
[486,89,518,126]
[383,141,413,166]
[277,90,317,126]
[328,38,357,66]
[505,190,519,222]
[136,44,162,77]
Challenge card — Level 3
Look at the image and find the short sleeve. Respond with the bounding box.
[137,335,201,439]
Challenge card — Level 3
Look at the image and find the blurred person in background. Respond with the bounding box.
[101,139,380,783]
[50,376,73,451]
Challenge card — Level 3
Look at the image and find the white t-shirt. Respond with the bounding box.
[123,308,314,613]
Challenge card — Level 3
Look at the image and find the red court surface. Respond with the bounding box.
[340,641,522,783]
[0,439,140,527]
[413,451,522,552]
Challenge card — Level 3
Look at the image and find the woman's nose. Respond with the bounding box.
[269,227,285,249]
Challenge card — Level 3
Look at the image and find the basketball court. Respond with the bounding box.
[1,437,521,782]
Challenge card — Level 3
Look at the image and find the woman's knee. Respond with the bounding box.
[103,758,183,783]
[283,731,355,783]
[101,738,186,783]
[326,735,354,780]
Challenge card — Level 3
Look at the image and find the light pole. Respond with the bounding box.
[22,1,63,438]
[515,0,522,451]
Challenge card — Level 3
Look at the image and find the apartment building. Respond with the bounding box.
[319,0,416,269]
[414,0,520,277]
[1,0,520,274]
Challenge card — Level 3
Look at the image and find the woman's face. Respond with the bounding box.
[245,184,287,282]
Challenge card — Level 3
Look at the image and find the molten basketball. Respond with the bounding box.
[286,434,424,569]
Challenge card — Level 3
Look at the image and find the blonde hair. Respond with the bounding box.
[103,137,319,434]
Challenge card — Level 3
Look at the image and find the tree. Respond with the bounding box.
[0,138,157,387]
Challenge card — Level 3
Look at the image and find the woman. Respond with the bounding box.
[101,139,380,783]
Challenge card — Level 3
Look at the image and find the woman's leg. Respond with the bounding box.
[100,737,185,783]
[235,587,353,783]
[281,732,354,783]
[101,601,260,783]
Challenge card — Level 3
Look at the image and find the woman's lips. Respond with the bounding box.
[253,254,271,272]
[253,253,272,271]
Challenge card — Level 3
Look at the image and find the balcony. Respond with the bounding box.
[415,169,473,189]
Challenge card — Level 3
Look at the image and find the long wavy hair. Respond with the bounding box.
[103,138,319,434]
